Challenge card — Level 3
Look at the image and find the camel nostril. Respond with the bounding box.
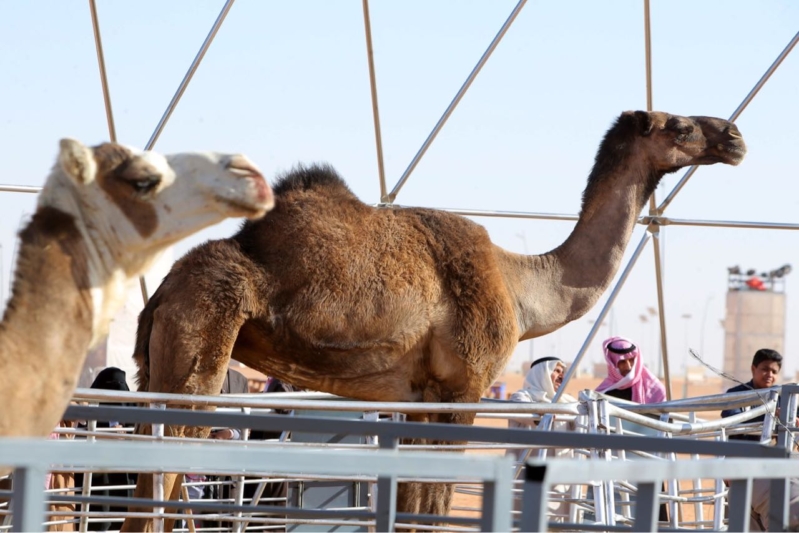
[225,154,263,178]
[725,125,742,139]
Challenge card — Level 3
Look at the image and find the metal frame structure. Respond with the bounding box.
[0,2,797,397]
[0,439,514,532]
[4,385,799,532]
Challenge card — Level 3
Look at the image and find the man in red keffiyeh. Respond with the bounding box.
[596,336,666,404]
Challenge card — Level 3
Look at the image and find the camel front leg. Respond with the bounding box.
[122,420,217,532]
[122,303,244,532]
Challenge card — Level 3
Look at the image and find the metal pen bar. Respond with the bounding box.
[138,0,235,304]
[361,0,388,203]
[631,481,658,532]
[88,0,116,142]
[727,30,799,123]
[520,465,548,533]
[0,185,41,194]
[387,0,528,203]
[553,232,651,402]
[62,406,787,458]
[660,217,799,231]
[481,462,512,532]
[643,0,653,113]
[394,205,799,231]
[651,227,672,399]
[10,466,46,533]
[144,0,236,150]
[375,438,398,532]
[658,30,799,213]
[432,206,579,222]
[643,0,658,221]
[727,478,753,532]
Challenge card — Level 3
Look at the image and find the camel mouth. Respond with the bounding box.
[716,143,747,166]
[217,195,273,219]
[215,175,275,219]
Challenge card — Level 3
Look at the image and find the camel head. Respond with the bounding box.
[622,110,747,171]
[41,139,274,268]
[36,139,274,343]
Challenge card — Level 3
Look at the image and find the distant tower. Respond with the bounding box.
[722,264,790,383]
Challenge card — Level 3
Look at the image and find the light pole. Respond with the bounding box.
[681,313,692,398]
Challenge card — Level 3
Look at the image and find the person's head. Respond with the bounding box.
[604,337,639,377]
[530,357,566,391]
[750,348,782,389]
[90,367,129,391]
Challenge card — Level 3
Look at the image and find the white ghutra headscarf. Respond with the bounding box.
[519,356,575,403]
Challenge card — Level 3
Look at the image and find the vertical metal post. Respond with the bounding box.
[387,0,528,202]
[231,407,249,533]
[554,232,651,401]
[776,385,798,451]
[761,390,779,444]
[632,481,659,532]
[481,459,512,533]
[768,478,789,532]
[375,437,398,532]
[11,466,47,533]
[152,403,166,533]
[361,0,388,203]
[728,478,753,532]
[79,416,97,533]
[650,227,672,399]
[598,400,616,527]
[520,465,548,533]
[642,0,653,114]
[713,434,726,530]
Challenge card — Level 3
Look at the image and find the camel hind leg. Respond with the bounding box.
[396,388,481,530]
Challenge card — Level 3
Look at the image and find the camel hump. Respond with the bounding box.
[272,163,353,198]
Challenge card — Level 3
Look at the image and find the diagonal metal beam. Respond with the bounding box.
[658,30,799,214]
[387,0,528,203]
[144,0,236,151]
[361,0,388,203]
[553,232,652,402]
[137,0,236,304]
[88,0,116,143]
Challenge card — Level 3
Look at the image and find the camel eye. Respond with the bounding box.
[128,176,161,194]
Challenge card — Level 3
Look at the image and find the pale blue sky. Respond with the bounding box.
[1,1,797,385]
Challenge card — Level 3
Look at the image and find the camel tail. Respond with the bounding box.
[132,296,158,392]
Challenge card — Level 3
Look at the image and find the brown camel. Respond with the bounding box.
[122,111,746,531]
[0,139,273,443]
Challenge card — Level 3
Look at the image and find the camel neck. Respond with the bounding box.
[497,138,663,341]
[0,207,94,435]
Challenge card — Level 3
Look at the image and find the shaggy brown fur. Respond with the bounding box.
[122,111,747,531]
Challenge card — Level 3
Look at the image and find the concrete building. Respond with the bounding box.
[722,265,789,384]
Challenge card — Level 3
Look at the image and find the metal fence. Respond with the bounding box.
[3,384,799,531]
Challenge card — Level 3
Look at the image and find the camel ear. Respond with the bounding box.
[58,138,97,185]
[632,111,654,136]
